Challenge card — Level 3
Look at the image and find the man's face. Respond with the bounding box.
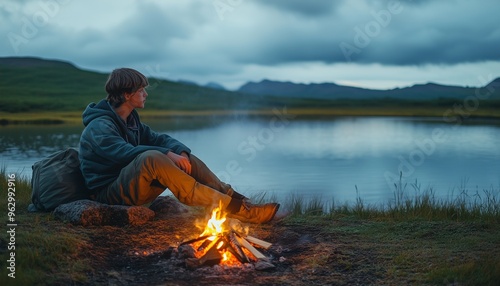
[127,87,148,109]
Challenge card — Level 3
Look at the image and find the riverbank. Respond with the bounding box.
[2,106,500,125]
[1,171,499,285]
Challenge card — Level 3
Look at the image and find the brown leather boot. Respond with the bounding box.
[228,203,280,224]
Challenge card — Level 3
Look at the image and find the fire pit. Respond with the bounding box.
[178,202,275,270]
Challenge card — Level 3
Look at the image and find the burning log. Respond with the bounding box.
[234,235,266,260]
[186,241,224,269]
[178,202,275,269]
[196,237,223,258]
[179,235,211,247]
[223,232,249,263]
[245,235,272,250]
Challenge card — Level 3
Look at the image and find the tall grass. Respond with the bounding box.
[386,175,500,221]
[277,175,500,222]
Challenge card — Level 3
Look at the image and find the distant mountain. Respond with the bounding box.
[238,79,500,101]
[205,82,226,90]
[1,56,498,116]
[487,77,500,90]
[238,79,381,100]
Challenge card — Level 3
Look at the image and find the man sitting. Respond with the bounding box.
[78,68,279,223]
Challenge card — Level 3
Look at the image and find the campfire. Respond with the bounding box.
[178,202,274,269]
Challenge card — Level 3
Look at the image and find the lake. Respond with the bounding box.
[1,116,499,206]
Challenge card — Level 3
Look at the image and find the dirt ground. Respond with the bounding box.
[71,211,388,286]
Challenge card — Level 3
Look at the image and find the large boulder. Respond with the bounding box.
[53,200,155,226]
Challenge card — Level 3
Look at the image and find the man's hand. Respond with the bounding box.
[167,151,192,174]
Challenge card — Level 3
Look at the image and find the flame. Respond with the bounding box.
[200,201,227,239]
[194,201,239,264]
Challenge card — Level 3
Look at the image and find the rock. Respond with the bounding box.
[53,200,155,226]
[185,258,201,270]
[254,259,276,271]
[178,244,196,259]
[149,196,189,218]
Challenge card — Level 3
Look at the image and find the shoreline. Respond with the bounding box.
[1,107,500,125]
[1,170,499,285]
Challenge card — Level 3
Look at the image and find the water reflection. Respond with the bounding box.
[1,117,499,205]
[0,125,83,158]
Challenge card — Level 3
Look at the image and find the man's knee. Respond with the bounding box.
[188,153,207,169]
[138,150,165,160]
[136,150,171,169]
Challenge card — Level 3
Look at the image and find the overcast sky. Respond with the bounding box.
[1,0,500,90]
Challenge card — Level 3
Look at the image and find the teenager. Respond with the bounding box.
[79,68,279,223]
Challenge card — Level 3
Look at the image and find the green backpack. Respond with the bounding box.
[29,148,90,212]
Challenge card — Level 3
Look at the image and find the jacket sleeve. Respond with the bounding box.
[140,122,191,155]
[83,118,170,166]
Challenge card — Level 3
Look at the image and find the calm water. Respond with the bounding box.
[1,116,499,205]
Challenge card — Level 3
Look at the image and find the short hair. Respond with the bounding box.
[105,68,149,108]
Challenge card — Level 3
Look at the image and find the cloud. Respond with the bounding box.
[256,0,340,16]
[1,0,499,90]
[350,0,500,65]
[243,0,500,66]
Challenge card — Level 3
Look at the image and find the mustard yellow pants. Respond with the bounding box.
[96,150,242,211]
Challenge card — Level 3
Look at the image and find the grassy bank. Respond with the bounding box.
[2,104,500,125]
[1,170,499,285]
[277,177,500,222]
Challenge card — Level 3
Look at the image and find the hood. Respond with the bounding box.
[82,99,141,144]
[82,99,118,127]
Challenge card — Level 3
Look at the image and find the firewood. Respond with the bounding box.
[222,237,246,263]
[197,239,211,252]
[234,235,266,260]
[199,244,222,266]
[225,232,249,263]
[179,235,212,246]
[245,235,272,250]
[198,237,221,258]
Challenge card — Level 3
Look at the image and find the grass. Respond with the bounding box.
[2,104,500,125]
[0,169,92,285]
[282,178,500,223]
[1,169,499,285]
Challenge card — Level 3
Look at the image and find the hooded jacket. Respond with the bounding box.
[79,99,191,192]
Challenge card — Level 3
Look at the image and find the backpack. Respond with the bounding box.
[29,148,90,212]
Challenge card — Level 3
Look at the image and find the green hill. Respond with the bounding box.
[0,57,275,113]
[1,57,499,120]
[0,57,108,112]
[1,57,392,116]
